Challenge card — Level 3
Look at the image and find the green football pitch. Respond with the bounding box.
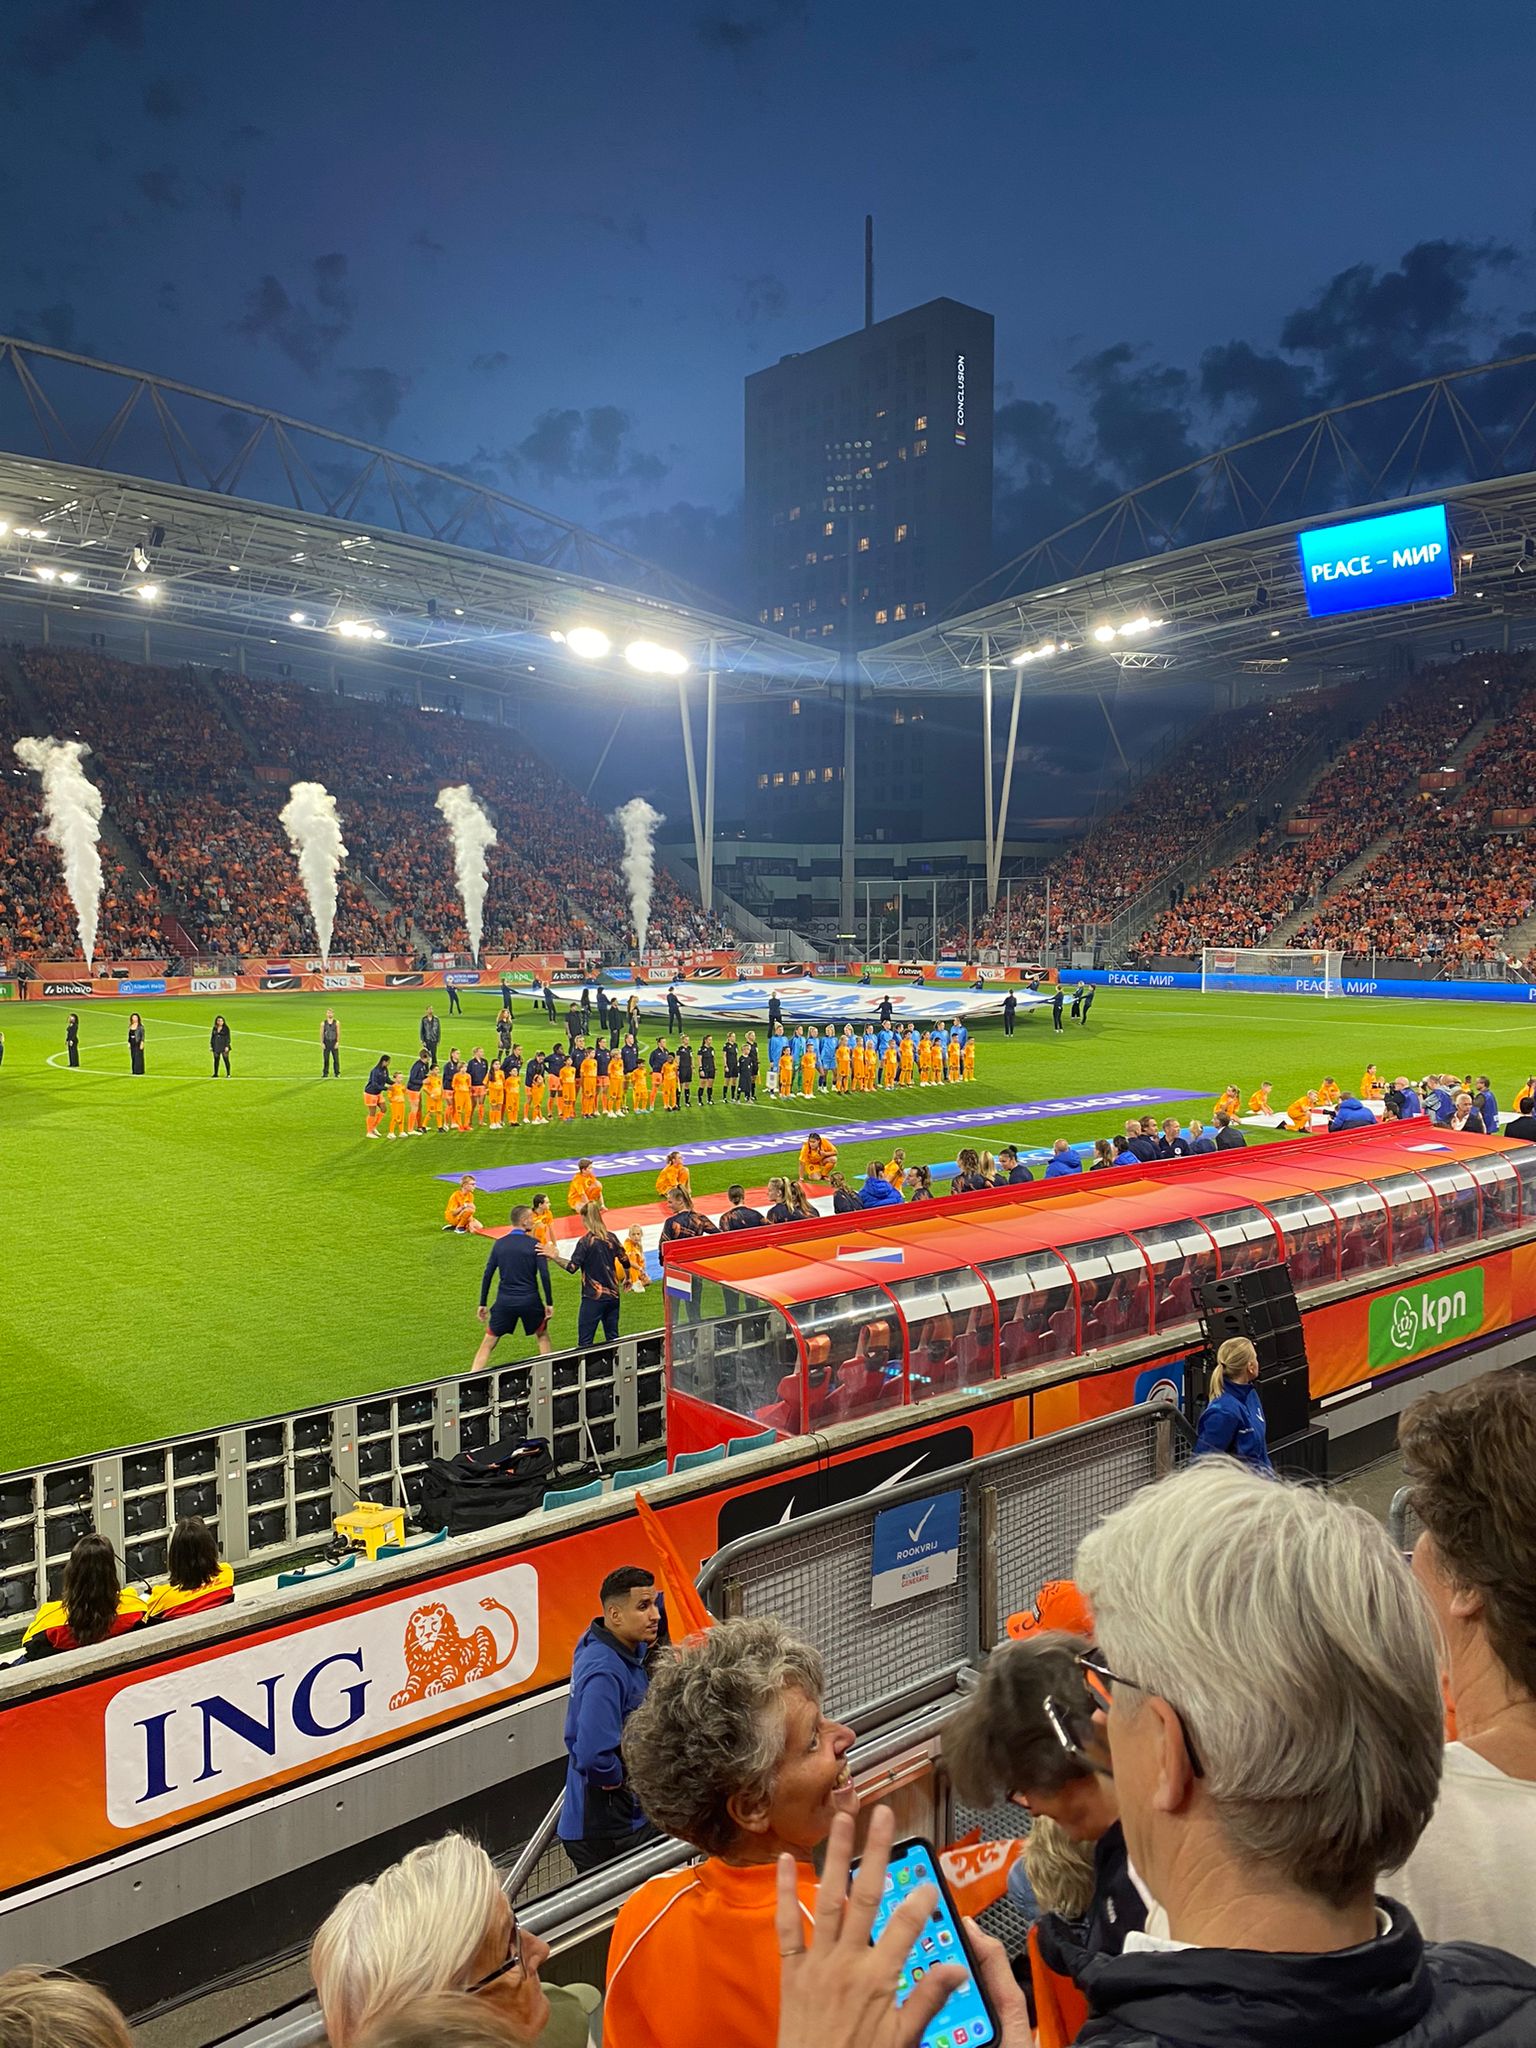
[1,984,1529,1469]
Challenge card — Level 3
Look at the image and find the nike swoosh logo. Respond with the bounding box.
[907,1503,938,1544]
[870,1453,929,1496]
[778,1497,798,1524]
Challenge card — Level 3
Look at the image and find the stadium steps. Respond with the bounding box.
[195,666,266,761]
[1266,698,1514,945]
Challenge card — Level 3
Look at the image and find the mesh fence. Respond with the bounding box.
[718,1491,973,1720]
[951,1796,1036,1959]
[989,1406,1176,1630]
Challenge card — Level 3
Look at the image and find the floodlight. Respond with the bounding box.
[1092,624,1116,644]
[1036,641,1056,657]
[371,628,387,642]
[625,639,688,676]
[1010,648,1034,666]
[34,566,56,582]
[565,625,612,659]
[58,570,78,585]
[289,610,308,624]
[135,583,160,601]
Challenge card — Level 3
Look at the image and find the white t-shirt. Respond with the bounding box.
[1387,1742,1536,1964]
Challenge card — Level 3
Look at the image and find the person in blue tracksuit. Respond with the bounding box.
[1044,1139,1083,1178]
[558,1566,663,1873]
[857,1161,904,1207]
[1193,1337,1273,1473]
[1328,1093,1376,1132]
[817,1025,839,1090]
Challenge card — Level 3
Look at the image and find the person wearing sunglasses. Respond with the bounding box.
[1061,1459,1536,2047]
[310,1834,593,2048]
[943,1629,1148,1986]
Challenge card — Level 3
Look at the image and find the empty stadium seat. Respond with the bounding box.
[672,1445,726,1475]
[725,1428,778,1456]
[375,1528,449,1561]
[542,1479,603,1512]
[611,1457,668,1489]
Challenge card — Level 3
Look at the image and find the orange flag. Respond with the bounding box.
[634,1493,714,1638]
[938,1835,1026,1918]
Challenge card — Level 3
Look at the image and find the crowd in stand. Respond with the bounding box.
[1134,656,1536,963]
[12,1367,1533,2046]
[0,647,729,966]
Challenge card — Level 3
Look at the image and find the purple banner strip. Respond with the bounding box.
[437,1087,1202,1190]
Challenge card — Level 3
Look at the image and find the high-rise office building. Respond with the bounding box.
[744,295,994,650]
[742,295,994,852]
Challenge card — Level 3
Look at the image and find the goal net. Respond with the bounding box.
[1201,946,1345,997]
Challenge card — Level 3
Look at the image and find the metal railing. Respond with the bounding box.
[0,1330,666,1624]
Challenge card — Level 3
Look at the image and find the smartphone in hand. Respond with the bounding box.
[851,1834,1000,2048]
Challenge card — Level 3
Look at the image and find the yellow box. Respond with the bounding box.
[334,1502,406,1559]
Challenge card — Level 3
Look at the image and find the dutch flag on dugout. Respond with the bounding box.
[665,1270,695,1301]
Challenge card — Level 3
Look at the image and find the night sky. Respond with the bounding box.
[5,0,1536,812]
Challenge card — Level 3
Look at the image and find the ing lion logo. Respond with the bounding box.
[389,1597,521,1711]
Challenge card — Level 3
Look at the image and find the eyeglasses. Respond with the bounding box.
[1076,1649,1205,1778]
[1043,1692,1112,1777]
[466,1914,528,1994]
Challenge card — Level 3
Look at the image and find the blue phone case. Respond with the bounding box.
[856,1834,1000,2048]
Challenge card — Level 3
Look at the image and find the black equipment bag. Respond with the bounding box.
[416,1435,555,1535]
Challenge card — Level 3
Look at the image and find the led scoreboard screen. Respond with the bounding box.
[1297,503,1455,619]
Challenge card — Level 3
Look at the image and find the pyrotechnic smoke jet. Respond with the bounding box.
[279,781,347,964]
[14,736,105,966]
[612,797,664,956]
[435,784,498,962]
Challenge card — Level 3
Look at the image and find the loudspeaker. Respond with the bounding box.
[1198,1263,1311,1423]
[1270,1422,1329,1483]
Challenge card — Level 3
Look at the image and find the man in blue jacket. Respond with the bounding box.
[857,1159,904,1207]
[558,1566,662,1873]
[1044,1138,1082,1178]
[1328,1092,1377,1132]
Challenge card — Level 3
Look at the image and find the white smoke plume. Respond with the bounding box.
[14,736,105,966]
[279,781,347,964]
[612,796,664,956]
[435,784,498,962]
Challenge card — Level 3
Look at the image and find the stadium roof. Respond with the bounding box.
[0,337,838,698]
[864,349,1536,693]
[860,470,1536,694]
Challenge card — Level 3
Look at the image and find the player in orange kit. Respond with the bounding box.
[1318,1075,1342,1108]
[899,1030,916,1089]
[799,1131,838,1184]
[1214,1082,1241,1120]
[607,1045,625,1116]
[800,1041,817,1097]
[1248,1082,1273,1115]
[656,1150,691,1200]
[443,1175,481,1233]
[567,1158,604,1211]
[387,1071,408,1138]
[623,1225,648,1292]
[918,1033,935,1086]
[962,1036,976,1082]
[777,1042,793,1097]
[946,1034,962,1084]
[558,1055,578,1122]
[834,1030,853,1094]
[630,1053,650,1114]
[485,1063,505,1129]
[528,1191,558,1261]
[451,1062,473,1131]
[422,1060,445,1131]
[579,1045,599,1119]
[660,1048,680,1112]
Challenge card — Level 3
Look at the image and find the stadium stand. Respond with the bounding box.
[950,689,1344,957]
[1132,657,1535,961]
[0,649,730,961]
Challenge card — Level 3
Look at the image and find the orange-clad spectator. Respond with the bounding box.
[567,1159,603,1212]
[1248,1083,1272,1114]
[882,1149,906,1190]
[1360,1064,1385,1101]
[655,1151,690,1200]
[1318,1075,1342,1107]
[623,1225,648,1292]
[144,1517,235,1622]
[606,1618,856,2048]
[1214,1084,1241,1119]
[798,1132,837,1183]
[22,1534,146,1658]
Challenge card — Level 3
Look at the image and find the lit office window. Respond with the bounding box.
[773,772,785,786]
[790,771,801,785]
[913,438,928,456]
[757,773,769,788]
[773,605,785,621]
[875,608,889,624]
[895,522,908,542]
[894,603,907,621]
[823,520,835,536]
[858,536,870,552]
[912,601,927,616]
[790,699,801,715]
[915,414,928,430]
[823,766,834,782]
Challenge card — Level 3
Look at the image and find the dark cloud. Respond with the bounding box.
[575,209,650,249]
[410,229,446,259]
[507,404,670,487]
[694,0,805,53]
[231,253,355,374]
[601,498,744,605]
[143,75,202,122]
[736,272,789,324]
[137,165,191,210]
[13,0,147,77]
[8,300,89,353]
[336,366,411,439]
[469,351,511,375]
[993,234,1528,566]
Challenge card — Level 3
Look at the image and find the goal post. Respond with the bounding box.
[1200,946,1346,997]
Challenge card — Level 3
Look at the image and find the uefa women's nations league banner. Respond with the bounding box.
[609,976,1044,1023]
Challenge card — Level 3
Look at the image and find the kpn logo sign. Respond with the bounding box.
[1367,1268,1484,1368]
